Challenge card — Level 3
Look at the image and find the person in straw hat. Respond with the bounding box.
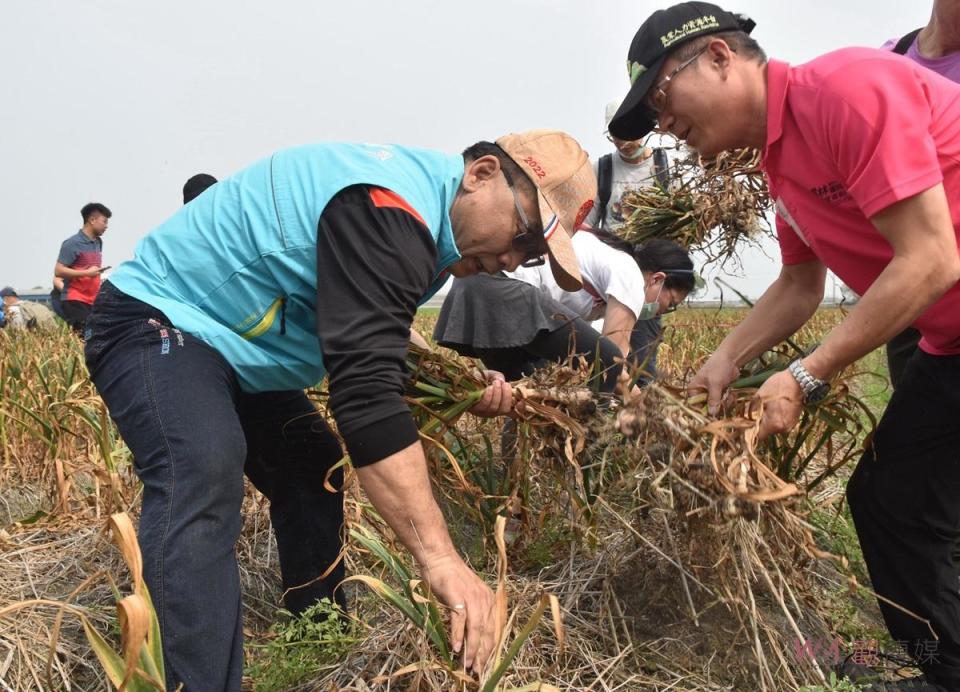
[83,131,596,689]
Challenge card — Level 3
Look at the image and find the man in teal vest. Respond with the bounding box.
[84,130,596,690]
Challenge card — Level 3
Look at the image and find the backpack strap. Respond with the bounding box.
[893,28,922,56]
[652,148,670,190]
[596,154,614,230]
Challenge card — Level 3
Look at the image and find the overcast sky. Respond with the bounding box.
[1,1,929,300]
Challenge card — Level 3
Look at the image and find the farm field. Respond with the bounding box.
[0,307,896,691]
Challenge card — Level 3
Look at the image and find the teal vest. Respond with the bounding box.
[109,142,463,392]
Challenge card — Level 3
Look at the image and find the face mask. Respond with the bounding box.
[637,281,664,320]
[620,145,649,161]
[622,133,660,161]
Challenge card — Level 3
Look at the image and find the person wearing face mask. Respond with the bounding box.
[585,102,672,234]
[583,103,679,385]
[434,233,694,396]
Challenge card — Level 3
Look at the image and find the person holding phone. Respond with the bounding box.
[55,202,111,334]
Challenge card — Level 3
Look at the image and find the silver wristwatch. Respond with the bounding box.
[787,359,831,405]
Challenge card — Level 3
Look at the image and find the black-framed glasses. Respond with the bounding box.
[660,268,697,312]
[502,168,548,268]
[646,44,709,114]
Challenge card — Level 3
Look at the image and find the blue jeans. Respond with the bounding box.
[85,282,345,691]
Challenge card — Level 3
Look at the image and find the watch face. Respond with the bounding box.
[807,382,830,404]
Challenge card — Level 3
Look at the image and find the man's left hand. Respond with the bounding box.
[752,369,805,439]
[469,371,514,417]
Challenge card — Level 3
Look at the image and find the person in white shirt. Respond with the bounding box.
[434,233,694,394]
[583,103,679,383]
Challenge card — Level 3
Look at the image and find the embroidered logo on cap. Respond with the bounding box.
[629,61,648,85]
[574,199,594,229]
[522,157,547,179]
[660,15,720,48]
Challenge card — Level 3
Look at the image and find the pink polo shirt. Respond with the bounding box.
[763,48,960,356]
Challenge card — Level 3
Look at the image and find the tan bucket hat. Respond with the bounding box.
[496,130,597,291]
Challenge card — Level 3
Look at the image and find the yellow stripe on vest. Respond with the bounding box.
[239,297,285,340]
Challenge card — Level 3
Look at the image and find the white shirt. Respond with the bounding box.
[508,231,646,322]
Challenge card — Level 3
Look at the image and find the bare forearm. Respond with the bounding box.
[601,328,631,359]
[601,297,635,359]
[357,441,496,671]
[805,256,958,379]
[356,441,456,566]
[409,328,430,350]
[805,184,960,378]
[715,270,823,367]
[55,263,88,279]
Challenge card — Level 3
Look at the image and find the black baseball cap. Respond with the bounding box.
[608,2,755,140]
[0,286,17,298]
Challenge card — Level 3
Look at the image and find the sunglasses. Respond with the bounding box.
[502,168,548,268]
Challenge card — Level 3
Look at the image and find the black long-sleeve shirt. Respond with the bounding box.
[315,185,440,467]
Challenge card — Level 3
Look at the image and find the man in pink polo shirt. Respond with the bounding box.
[609,3,960,690]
